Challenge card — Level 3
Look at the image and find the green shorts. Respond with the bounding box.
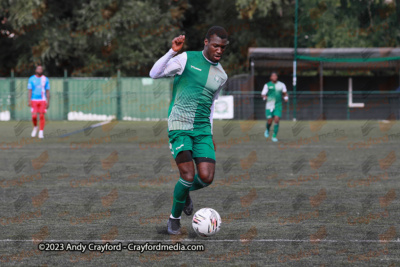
[266,108,282,119]
[168,130,215,161]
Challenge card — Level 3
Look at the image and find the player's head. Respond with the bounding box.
[203,26,229,63]
[35,65,43,76]
[270,71,278,83]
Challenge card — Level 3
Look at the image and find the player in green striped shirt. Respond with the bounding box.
[261,72,288,142]
[150,26,228,235]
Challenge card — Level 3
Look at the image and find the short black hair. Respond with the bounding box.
[206,26,228,40]
[270,71,278,76]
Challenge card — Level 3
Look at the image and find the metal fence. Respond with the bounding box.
[224,91,400,121]
[0,77,399,121]
[238,91,400,121]
[0,77,172,121]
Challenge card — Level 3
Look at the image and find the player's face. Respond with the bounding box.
[270,73,278,83]
[204,34,228,63]
[36,66,43,76]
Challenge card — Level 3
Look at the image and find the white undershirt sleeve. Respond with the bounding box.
[282,82,287,93]
[209,97,218,134]
[209,79,226,134]
[149,49,187,78]
[261,84,269,96]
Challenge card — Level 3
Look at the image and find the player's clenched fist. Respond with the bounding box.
[172,35,185,52]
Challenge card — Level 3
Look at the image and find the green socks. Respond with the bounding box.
[171,178,193,218]
[171,175,211,218]
[273,123,279,137]
[189,174,210,191]
[266,123,271,132]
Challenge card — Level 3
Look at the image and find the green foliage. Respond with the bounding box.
[297,0,399,48]
[0,0,181,77]
[0,0,399,77]
[182,0,294,76]
[236,0,284,19]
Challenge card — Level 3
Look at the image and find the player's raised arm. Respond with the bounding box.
[171,35,185,52]
[261,83,268,100]
[149,35,187,79]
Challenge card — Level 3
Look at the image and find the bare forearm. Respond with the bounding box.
[46,91,50,107]
[28,91,32,106]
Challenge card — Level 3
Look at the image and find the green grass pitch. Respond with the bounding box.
[0,120,399,266]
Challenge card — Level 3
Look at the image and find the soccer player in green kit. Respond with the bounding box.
[261,72,288,142]
[149,26,228,235]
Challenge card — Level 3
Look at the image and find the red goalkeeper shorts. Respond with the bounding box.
[31,100,47,113]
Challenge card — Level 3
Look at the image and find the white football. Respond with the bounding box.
[192,208,221,237]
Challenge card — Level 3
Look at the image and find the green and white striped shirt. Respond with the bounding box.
[150,49,227,134]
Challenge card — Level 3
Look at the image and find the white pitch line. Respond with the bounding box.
[0,239,399,243]
[58,120,112,138]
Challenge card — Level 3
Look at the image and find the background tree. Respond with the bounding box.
[0,0,399,77]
